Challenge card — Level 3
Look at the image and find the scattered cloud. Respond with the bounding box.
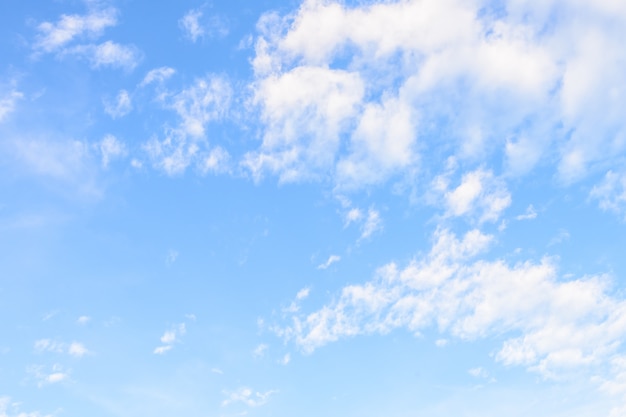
[179,8,229,42]
[32,7,140,71]
[76,315,91,325]
[0,89,23,122]
[34,339,90,357]
[279,353,291,365]
[34,339,64,354]
[432,168,511,223]
[104,90,132,118]
[154,323,186,354]
[33,8,118,54]
[211,368,224,375]
[27,364,69,387]
[360,209,382,240]
[247,0,626,189]
[318,255,341,270]
[221,387,277,408]
[68,342,90,357]
[274,227,626,390]
[66,41,142,70]
[98,134,127,168]
[516,205,538,221]
[143,75,231,175]
[591,171,626,220]
[140,67,176,87]
[253,343,268,358]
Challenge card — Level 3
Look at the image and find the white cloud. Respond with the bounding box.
[221,387,277,408]
[432,168,511,223]
[274,227,626,389]
[68,342,90,357]
[143,75,231,175]
[243,66,364,183]
[68,41,141,70]
[200,146,230,175]
[33,8,117,53]
[104,90,132,118]
[179,9,229,43]
[591,171,626,220]
[247,0,626,190]
[27,364,69,387]
[360,209,382,240]
[253,343,268,358]
[76,315,91,325]
[344,208,363,227]
[154,323,186,354]
[153,345,172,355]
[99,134,127,168]
[140,67,176,87]
[279,353,291,365]
[0,90,23,122]
[516,205,538,221]
[318,255,340,270]
[296,287,310,300]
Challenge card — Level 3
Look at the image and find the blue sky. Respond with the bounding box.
[2,0,626,415]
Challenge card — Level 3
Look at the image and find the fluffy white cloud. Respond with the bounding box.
[32,7,141,71]
[247,0,626,191]
[68,342,90,358]
[34,339,90,357]
[27,364,69,387]
[154,323,186,354]
[431,168,511,223]
[274,227,626,388]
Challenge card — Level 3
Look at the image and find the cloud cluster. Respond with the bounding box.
[245,0,626,191]
[143,75,232,175]
[274,228,626,386]
[33,6,141,70]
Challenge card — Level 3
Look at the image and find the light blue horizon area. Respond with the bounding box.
[2,0,626,416]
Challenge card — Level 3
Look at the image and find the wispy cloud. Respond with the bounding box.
[179,8,229,42]
[221,387,277,408]
[104,90,132,118]
[318,255,341,270]
[27,364,70,387]
[33,8,117,53]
